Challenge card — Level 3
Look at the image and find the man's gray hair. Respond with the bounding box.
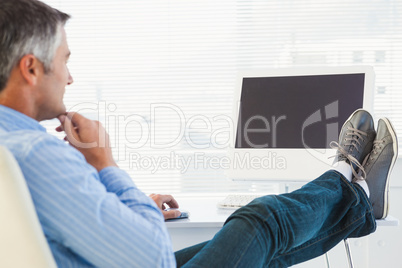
[0,0,70,91]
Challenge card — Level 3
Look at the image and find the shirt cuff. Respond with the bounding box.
[98,166,136,194]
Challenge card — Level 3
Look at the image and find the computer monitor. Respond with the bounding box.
[227,66,374,182]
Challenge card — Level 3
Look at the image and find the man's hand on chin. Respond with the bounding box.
[56,112,117,172]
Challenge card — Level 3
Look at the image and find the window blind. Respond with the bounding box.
[41,0,402,194]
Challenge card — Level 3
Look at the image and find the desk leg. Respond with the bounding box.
[325,252,331,268]
[344,239,354,268]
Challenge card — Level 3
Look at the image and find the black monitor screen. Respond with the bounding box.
[235,73,365,149]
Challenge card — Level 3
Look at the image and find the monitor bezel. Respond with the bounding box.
[227,65,375,182]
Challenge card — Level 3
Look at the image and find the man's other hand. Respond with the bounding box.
[149,194,181,220]
[56,112,117,172]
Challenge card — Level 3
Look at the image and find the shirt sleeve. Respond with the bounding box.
[18,134,176,268]
[98,166,165,224]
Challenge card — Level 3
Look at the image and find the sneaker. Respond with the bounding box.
[330,109,377,179]
[361,118,398,219]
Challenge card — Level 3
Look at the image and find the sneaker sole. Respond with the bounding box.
[380,118,398,219]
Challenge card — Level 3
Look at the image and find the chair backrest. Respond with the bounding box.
[0,146,57,268]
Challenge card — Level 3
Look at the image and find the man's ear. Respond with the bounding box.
[18,54,44,86]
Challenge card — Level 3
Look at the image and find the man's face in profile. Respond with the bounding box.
[37,27,73,120]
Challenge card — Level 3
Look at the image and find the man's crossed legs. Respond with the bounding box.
[175,109,398,267]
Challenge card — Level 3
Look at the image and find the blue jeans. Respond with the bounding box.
[175,171,376,267]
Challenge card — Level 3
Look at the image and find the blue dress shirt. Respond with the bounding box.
[0,105,176,267]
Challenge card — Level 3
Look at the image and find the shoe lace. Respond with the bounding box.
[355,139,384,181]
[329,127,369,180]
[372,139,384,153]
[342,127,368,152]
[353,140,385,181]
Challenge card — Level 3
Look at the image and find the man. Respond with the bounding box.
[0,0,398,267]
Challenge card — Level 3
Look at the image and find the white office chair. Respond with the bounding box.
[0,146,57,268]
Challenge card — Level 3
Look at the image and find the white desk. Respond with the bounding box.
[166,196,399,251]
[165,196,231,251]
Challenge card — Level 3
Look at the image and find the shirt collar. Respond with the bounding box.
[0,105,47,132]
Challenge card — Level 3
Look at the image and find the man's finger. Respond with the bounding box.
[163,210,181,220]
[155,195,179,209]
[167,201,179,209]
[55,125,63,132]
[62,114,81,146]
[66,112,87,128]
[164,195,179,209]
[58,114,66,124]
[158,194,175,203]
